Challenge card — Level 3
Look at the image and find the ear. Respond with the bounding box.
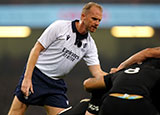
[81,13,86,20]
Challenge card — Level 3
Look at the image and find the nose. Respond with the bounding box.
[95,20,100,26]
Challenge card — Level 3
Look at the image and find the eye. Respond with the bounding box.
[92,17,98,21]
[92,17,101,22]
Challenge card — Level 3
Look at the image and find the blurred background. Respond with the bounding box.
[0,0,160,114]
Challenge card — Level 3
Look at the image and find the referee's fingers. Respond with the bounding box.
[25,88,29,97]
[109,68,118,73]
[30,85,34,94]
[21,86,29,96]
[21,78,33,96]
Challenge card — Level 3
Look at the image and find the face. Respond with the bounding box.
[82,6,102,33]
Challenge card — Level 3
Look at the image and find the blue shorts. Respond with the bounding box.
[14,66,69,108]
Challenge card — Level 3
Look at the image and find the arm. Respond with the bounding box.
[88,65,108,78]
[21,41,44,96]
[83,76,106,92]
[85,65,107,92]
[110,47,160,73]
[84,76,106,115]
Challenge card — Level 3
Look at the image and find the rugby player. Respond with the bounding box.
[59,58,160,115]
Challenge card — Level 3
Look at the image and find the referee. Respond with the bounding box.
[8,2,107,115]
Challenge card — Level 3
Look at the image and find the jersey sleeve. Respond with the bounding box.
[37,20,61,48]
[83,37,100,66]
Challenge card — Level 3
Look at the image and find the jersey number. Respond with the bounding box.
[124,67,140,74]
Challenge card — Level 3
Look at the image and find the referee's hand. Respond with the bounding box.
[21,77,34,97]
[110,68,119,74]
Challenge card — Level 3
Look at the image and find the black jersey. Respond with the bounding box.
[104,58,160,99]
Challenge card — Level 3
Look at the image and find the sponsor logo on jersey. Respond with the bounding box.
[66,35,70,40]
[62,47,79,61]
[81,43,87,52]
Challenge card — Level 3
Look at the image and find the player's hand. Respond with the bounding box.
[21,77,34,97]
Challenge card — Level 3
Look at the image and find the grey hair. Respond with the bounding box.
[82,2,103,14]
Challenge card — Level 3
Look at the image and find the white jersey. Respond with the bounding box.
[35,20,100,79]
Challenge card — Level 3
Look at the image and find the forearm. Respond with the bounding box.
[83,77,106,92]
[24,48,40,79]
[118,47,160,70]
[24,42,44,79]
[88,65,108,78]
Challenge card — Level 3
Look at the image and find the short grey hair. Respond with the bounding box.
[82,2,103,14]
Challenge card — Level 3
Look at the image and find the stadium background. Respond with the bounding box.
[0,0,160,114]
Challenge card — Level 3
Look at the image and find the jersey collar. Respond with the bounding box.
[72,20,88,48]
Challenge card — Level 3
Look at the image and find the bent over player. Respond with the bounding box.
[59,58,160,115]
[84,58,160,115]
[8,2,107,115]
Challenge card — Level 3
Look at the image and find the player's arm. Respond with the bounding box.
[84,75,110,115]
[110,47,160,73]
[21,41,44,96]
[83,76,106,92]
[88,65,108,78]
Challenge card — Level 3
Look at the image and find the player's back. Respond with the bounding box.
[109,58,160,99]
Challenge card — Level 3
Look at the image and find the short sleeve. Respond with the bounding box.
[37,20,60,48]
[83,37,100,66]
